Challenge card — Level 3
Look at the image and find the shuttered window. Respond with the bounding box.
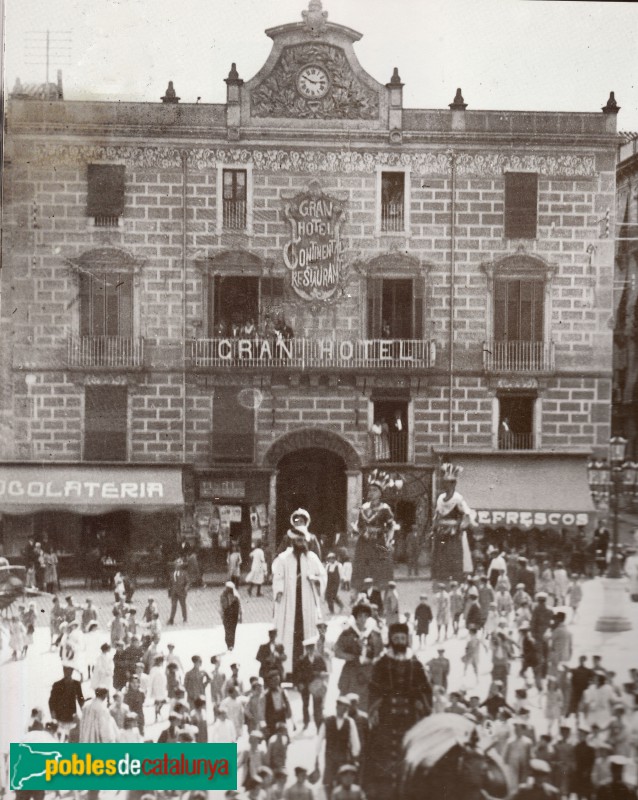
[212,386,255,463]
[87,164,125,220]
[504,173,538,239]
[494,279,544,341]
[367,277,425,338]
[79,272,133,337]
[84,386,128,461]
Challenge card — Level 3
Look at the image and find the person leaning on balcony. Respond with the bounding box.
[499,417,513,449]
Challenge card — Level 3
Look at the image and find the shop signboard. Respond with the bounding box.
[476,510,590,529]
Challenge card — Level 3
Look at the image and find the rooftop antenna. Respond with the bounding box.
[24,30,72,84]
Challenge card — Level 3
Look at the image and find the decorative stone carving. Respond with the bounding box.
[27,143,597,178]
[250,44,379,120]
[301,0,329,37]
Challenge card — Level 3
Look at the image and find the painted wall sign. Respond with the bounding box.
[283,184,346,302]
[476,510,590,529]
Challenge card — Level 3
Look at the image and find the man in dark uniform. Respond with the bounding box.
[568,656,594,718]
[512,759,560,800]
[530,593,553,678]
[364,621,432,800]
[595,756,637,800]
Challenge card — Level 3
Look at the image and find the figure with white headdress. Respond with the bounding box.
[351,470,397,591]
[431,463,476,582]
[271,514,326,682]
[275,508,322,560]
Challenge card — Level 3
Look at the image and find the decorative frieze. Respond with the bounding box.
[27,143,597,177]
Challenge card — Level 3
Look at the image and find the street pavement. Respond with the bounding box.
[2,576,638,798]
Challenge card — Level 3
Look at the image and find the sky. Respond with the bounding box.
[4,0,638,131]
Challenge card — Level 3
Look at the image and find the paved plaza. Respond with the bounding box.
[2,576,638,798]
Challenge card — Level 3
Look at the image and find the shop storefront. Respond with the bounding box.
[188,469,272,566]
[434,452,597,559]
[0,464,185,578]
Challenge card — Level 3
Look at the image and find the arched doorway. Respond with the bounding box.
[276,448,346,551]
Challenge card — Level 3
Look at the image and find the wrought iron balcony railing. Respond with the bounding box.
[222,200,247,230]
[483,339,555,372]
[498,431,535,451]
[187,338,435,370]
[67,336,144,368]
[380,201,405,232]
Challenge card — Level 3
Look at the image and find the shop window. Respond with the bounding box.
[212,386,255,463]
[367,277,424,339]
[498,394,535,450]
[380,171,406,232]
[79,272,133,337]
[371,399,409,462]
[84,385,128,461]
[209,275,285,337]
[87,164,125,227]
[504,173,538,239]
[222,169,247,230]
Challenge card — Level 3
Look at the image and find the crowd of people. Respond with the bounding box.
[3,537,636,800]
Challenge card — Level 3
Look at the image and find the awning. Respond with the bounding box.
[444,454,596,530]
[0,465,184,515]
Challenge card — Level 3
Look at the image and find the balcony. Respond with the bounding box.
[498,432,535,451]
[186,338,436,371]
[222,200,247,230]
[371,430,409,462]
[381,201,405,233]
[67,336,145,368]
[483,339,555,373]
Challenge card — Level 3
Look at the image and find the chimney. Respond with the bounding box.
[602,91,619,134]
[225,63,244,137]
[449,88,467,131]
[385,68,404,141]
[56,69,64,99]
[161,81,180,104]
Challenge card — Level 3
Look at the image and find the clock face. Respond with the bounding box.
[297,65,330,99]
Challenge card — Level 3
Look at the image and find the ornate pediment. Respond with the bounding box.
[251,43,379,120]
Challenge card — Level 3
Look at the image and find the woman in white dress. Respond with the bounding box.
[246,545,267,597]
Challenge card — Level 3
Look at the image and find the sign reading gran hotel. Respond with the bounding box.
[283,185,346,302]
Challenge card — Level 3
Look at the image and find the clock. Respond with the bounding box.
[297,65,330,99]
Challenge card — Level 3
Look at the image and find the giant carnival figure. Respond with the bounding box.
[431,463,476,582]
[351,470,397,592]
[400,713,512,800]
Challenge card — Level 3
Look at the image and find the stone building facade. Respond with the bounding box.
[613,133,638,459]
[0,3,616,570]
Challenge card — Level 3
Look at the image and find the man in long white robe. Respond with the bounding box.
[272,530,326,682]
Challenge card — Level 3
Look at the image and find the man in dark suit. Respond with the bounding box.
[363,578,383,611]
[256,625,281,680]
[49,666,85,736]
[167,558,189,624]
[572,725,596,800]
[595,756,637,800]
[568,655,594,717]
